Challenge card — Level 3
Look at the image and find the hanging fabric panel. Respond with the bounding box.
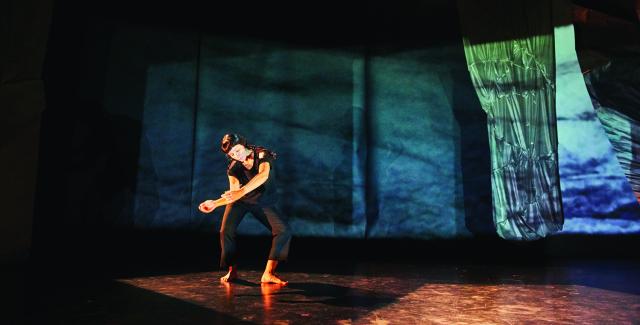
[457,0,564,240]
[585,58,640,202]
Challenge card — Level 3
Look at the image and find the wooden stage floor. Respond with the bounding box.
[12,260,640,324]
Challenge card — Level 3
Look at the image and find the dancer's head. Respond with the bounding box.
[221,133,250,162]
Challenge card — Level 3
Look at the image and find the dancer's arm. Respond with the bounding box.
[222,157,270,202]
[199,153,272,213]
[198,175,241,213]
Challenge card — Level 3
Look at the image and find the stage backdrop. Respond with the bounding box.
[38,1,640,240]
[93,26,487,239]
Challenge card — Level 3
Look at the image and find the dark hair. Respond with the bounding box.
[221,133,246,154]
[220,133,277,160]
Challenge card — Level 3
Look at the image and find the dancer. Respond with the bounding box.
[199,133,291,285]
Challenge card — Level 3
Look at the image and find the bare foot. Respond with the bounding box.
[220,270,238,283]
[261,273,287,285]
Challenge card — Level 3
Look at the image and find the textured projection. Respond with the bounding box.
[458,0,564,239]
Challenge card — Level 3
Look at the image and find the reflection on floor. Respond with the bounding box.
[119,267,640,324]
[12,261,640,324]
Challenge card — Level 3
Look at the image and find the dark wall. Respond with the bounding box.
[0,0,52,263]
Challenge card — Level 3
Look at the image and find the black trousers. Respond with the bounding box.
[219,201,292,268]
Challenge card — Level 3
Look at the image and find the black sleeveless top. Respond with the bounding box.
[227,149,277,206]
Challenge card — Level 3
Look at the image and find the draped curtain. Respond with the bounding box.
[457,0,564,239]
[586,58,640,202]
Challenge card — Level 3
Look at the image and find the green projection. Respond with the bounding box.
[458,0,563,239]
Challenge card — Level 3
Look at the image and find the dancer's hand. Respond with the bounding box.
[222,189,245,203]
[199,200,216,213]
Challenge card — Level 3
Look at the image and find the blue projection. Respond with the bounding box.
[555,24,640,234]
[92,22,639,238]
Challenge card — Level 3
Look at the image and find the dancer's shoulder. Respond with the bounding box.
[227,160,238,175]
